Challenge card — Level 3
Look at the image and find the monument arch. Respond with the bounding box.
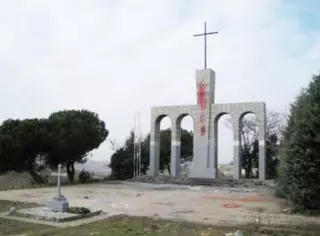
[149,69,266,180]
[213,112,234,178]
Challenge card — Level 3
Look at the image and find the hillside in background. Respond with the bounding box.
[75,160,111,177]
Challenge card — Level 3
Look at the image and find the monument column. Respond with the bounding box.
[171,122,181,178]
[212,123,218,179]
[190,69,216,178]
[149,118,160,176]
[258,106,267,180]
[233,118,242,180]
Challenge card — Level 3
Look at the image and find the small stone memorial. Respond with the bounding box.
[47,164,69,212]
[3,164,104,223]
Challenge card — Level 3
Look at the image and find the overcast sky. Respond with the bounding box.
[0,0,319,164]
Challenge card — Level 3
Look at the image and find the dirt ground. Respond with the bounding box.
[0,181,319,228]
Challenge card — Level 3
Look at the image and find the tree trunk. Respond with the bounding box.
[29,170,45,184]
[166,163,171,175]
[66,161,75,183]
[27,159,44,184]
[247,156,252,179]
[245,167,250,179]
[71,162,75,179]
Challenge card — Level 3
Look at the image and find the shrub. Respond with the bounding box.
[78,169,92,183]
[68,206,91,214]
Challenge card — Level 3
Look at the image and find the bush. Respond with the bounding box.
[277,73,320,214]
[68,206,91,214]
[78,169,92,183]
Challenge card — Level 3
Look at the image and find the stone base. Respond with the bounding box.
[134,175,274,188]
[10,207,103,222]
[47,195,69,212]
[189,169,217,179]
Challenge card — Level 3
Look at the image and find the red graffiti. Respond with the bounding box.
[197,80,207,136]
[198,80,207,109]
[200,126,206,136]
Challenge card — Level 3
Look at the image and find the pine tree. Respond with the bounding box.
[277,73,320,213]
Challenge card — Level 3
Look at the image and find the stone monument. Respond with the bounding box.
[148,23,266,181]
[47,164,69,212]
[6,167,103,223]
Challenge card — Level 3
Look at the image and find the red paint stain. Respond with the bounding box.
[200,126,206,136]
[197,80,207,136]
[222,203,242,208]
[203,195,274,203]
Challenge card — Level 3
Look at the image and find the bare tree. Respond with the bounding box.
[224,110,286,178]
[225,110,285,145]
[109,138,120,152]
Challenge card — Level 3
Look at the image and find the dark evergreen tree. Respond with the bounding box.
[45,110,109,182]
[277,73,320,213]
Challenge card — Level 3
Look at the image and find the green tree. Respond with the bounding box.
[109,128,193,179]
[109,131,144,180]
[266,133,279,179]
[46,110,109,182]
[0,118,49,183]
[277,73,320,213]
[0,119,22,173]
[144,128,171,173]
[142,128,193,174]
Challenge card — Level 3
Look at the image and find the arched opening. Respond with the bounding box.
[214,113,234,179]
[177,114,194,177]
[158,116,172,176]
[239,112,259,179]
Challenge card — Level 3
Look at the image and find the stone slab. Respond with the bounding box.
[10,207,103,222]
[0,211,117,228]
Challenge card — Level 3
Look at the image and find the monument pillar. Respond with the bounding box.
[259,139,266,180]
[233,119,242,180]
[149,119,160,176]
[212,123,219,179]
[258,106,267,180]
[190,69,216,178]
[171,123,181,178]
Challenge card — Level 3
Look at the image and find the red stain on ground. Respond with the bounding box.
[222,203,242,208]
[203,195,274,203]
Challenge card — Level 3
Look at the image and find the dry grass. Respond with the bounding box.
[0,200,318,236]
[0,200,54,236]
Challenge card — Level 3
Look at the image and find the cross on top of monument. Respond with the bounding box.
[193,21,218,69]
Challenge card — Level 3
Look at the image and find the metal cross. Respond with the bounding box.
[193,22,218,69]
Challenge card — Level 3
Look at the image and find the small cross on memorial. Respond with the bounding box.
[51,164,67,199]
[47,164,69,212]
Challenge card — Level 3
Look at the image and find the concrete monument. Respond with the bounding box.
[148,23,266,180]
[47,164,69,212]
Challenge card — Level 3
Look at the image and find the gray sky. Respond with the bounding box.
[0,0,319,164]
